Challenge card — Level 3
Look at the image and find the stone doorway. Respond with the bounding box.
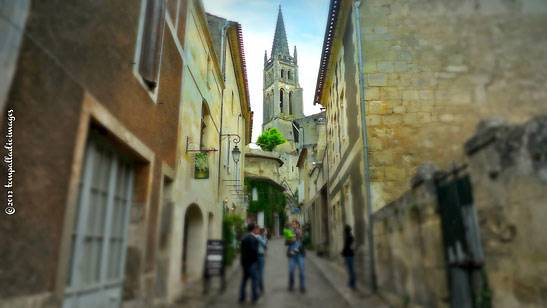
[182,204,204,282]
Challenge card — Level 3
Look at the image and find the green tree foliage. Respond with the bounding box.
[256,127,286,151]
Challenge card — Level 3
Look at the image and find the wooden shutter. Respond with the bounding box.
[139,0,167,90]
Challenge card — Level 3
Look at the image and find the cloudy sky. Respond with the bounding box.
[202,0,329,143]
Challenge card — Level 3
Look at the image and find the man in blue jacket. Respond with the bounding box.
[239,222,259,303]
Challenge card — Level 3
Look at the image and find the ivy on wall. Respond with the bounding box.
[244,178,287,232]
[222,214,245,266]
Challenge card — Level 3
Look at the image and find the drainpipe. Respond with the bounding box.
[218,21,230,243]
[354,0,376,292]
[323,106,331,250]
[217,21,230,204]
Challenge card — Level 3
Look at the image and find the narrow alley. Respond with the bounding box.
[1,0,547,307]
[173,238,387,308]
[214,239,338,308]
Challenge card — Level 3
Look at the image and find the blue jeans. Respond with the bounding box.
[239,262,258,302]
[257,255,265,292]
[344,256,356,289]
[288,253,305,290]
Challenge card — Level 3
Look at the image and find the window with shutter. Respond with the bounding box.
[200,102,211,150]
[138,0,167,90]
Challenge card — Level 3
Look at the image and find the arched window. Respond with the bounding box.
[289,92,293,114]
[281,69,284,78]
[288,70,292,80]
[280,89,284,111]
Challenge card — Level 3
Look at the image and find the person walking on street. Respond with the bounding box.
[287,220,306,293]
[239,222,259,303]
[254,227,268,294]
[342,224,356,290]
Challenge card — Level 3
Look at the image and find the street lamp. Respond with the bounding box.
[232,145,241,164]
[220,133,242,164]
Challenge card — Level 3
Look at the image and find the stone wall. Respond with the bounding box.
[464,116,547,307]
[359,0,547,210]
[372,116,547,307]
[373,164,448,308]
[296,112,325,146]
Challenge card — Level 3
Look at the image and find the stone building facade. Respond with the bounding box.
[357,0,547,211]
[206,14,253,220]
[302,0,547,296]
[0,0,251,307]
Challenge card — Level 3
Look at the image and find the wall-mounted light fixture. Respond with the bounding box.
[223,198,228,215]
[220,133,242,164]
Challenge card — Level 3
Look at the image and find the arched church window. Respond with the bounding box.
[281,69,284,78]
[289,92,293,114]
[288,70,292,80]
[280,89,284,111]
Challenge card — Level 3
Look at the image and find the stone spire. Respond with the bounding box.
[271,5,290,58]
[264,50,268,66]
[293,45,297,64]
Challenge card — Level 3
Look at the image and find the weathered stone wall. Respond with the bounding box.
[464,116,547,307]
[167,0,225,300]
[359,0,547,210]
[245,148,283,183]
[372,116,547,308]
[296,112,325,146]
[373,164,448,308]
[277,152,301,194]
[244,148,300,196]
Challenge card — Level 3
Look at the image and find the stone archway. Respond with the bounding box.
[182,204,204,281]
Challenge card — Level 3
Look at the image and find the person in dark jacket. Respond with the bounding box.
[342,224,356,290]
[239,222,260,303]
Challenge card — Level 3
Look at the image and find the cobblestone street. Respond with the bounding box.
[172,238,355,308]
[207,238,348,308]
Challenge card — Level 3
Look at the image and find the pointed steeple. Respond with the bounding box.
[271,5,290,58]
[264,50,268,66]
[293,45,297,64]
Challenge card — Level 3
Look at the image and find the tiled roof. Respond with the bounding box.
[313,0,342,106]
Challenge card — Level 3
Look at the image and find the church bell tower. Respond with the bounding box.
[262,5,304,152]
